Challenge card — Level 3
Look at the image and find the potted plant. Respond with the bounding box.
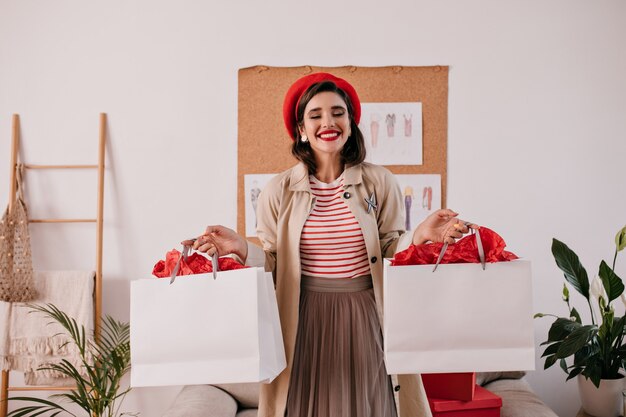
[535,225,626,417]
[7,303,135,417]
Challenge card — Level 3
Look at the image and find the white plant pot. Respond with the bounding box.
[577,375,625,417]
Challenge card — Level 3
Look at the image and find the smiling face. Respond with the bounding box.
[298,91,352,159]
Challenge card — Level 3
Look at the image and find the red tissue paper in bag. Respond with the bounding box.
[152,249,249,278]
[391,227,518,266]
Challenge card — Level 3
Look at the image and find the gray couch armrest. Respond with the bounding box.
[162,385,238,417]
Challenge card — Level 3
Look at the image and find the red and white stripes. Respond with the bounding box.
[300,175,370,279]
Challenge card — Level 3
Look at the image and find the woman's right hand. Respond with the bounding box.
[181,225,248,263]
[412,209,478,245]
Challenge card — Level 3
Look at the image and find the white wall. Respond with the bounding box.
[1,0,625,415]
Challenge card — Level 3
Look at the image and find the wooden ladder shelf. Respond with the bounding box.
[0,113,106,416]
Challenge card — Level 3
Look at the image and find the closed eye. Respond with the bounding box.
[307,105,347,119]
[308,111,345,120]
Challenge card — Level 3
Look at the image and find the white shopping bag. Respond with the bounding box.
[130,267,286,387]
[383,259,535,374]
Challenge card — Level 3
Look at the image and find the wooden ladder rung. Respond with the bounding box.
[8,386,77,392]
[29,219,97,223]
[24,164,98,169]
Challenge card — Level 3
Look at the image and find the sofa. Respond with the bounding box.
[161,372,559,417]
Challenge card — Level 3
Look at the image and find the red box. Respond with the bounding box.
[422,373,476,401]
[428,385,502,417]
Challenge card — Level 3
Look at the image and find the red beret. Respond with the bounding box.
[282,72,361,141]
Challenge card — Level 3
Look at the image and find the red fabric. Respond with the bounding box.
[422,373,476,401]
[391,227,518,266]
[283,72,361,140]
[429,385,502,417]
[152,249,248,278]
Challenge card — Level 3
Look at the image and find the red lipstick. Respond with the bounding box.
[317,130,341,142]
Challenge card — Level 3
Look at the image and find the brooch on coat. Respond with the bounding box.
[364,192,377,214]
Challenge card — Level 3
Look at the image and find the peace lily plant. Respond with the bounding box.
[535,225,626,388]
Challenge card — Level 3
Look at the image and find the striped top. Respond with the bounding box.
[300,175,370,279]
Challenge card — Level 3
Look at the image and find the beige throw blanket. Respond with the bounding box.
[0,270,94,385]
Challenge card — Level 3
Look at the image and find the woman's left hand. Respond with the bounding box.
[412,208,478,245]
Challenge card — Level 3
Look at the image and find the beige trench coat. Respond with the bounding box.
[245,162,432,417]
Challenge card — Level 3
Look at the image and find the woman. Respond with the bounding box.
[189,73,472,417]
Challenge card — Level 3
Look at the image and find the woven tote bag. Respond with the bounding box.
[0,165,36,302]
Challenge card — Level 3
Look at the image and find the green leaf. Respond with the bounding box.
[551,239,590,299]
[570,307,582,324]
[611,315,626,344]
[6,397,73,417]
[598,260,625,302]
[616,225,626,252]
[541,342,562,358]
[556,325,597,358]
[559,358,568,373]
[566,367,584,381]
[582,363,603,388]
[574,344,600,366]
[534,313,545,319]
[548,317,581,342]
[544,354,558,369]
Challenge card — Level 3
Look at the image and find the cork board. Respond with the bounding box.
[237,65,448,238]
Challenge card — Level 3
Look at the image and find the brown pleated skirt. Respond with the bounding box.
[286,275,398,417]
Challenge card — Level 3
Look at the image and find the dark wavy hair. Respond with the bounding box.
[291,81,366,174]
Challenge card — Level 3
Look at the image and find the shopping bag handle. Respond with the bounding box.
[432,227,486,272]
[170,245,191,285]
[170,239,220,285]
[475,228,486,270]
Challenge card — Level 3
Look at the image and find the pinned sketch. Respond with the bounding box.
[244,174,276,237]
[359,102,423,165]
[394,174,441,230]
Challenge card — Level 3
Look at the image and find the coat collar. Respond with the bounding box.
[289,162,363,191]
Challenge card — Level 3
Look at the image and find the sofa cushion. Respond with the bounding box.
[163,385,238,417]
[476,371,526,386]
[484,378,559,417]
[216,383,260,408]
[236,409,258,417]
